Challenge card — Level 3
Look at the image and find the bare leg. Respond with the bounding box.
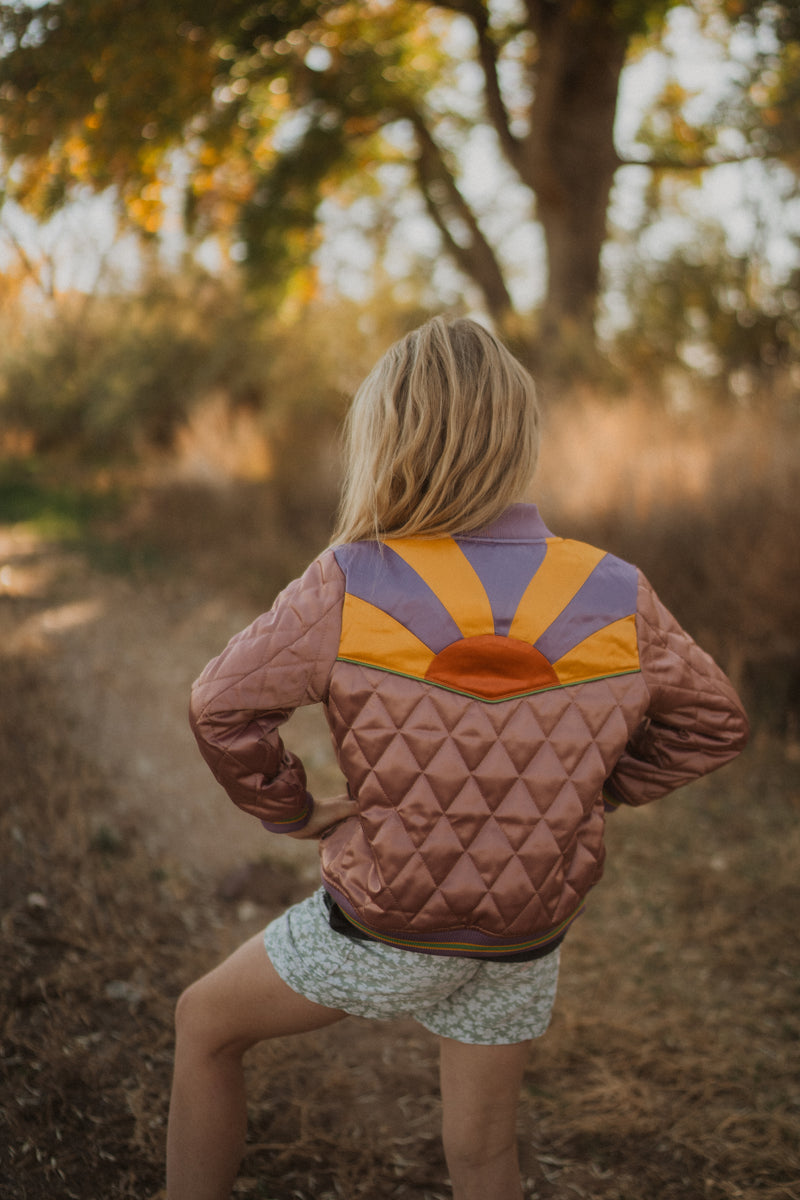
[166,932,347,1200]
[438,1037,531,1200]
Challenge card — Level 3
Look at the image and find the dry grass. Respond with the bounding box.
[530,750,800,1200]
[0,650,208,1199]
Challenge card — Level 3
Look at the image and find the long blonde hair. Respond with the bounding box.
[331,316,540,544]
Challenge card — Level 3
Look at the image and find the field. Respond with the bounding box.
[1,389,799,1199]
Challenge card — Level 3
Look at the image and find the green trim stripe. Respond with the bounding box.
[335,656,640,703]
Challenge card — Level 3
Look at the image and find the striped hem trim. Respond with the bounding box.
[330,897,586,958]
[602,788,621,811]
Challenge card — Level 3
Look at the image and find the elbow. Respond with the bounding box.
[188,685,203,737]
[188,678,215,745]
[704,703,750,769]
[731,705,750,754]
[721,687,751,755]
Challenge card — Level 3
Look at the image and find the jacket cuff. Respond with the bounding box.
[260,792,314,834]
[602,785,622,812]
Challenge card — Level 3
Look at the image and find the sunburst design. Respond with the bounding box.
[334,526,639,702]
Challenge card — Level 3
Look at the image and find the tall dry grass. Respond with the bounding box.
[533,385,800,734]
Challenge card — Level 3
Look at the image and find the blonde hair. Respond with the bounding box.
[331,316,540,544]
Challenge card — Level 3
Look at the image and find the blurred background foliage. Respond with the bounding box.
[0,2,797,715]
[0,0,798,372]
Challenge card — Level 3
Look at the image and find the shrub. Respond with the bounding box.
[0,273,269,462]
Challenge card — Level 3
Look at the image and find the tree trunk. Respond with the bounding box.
[455,0,630,356]
[522,2,629,346]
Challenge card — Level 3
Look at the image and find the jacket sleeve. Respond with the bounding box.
[604,571,749,808]
[189,550,344,832]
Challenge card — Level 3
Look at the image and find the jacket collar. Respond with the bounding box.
[460,503,554,543]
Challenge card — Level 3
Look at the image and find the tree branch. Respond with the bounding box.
[409,111,513,317]
[410,0,525,173]
[618,151,770,170]
[0,219,56,300]
[462,1,526,173]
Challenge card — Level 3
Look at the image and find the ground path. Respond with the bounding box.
[0,523,343,893]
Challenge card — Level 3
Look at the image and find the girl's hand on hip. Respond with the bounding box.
[288,793,358,840]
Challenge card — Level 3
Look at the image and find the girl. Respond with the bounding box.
[167,317,748,1200]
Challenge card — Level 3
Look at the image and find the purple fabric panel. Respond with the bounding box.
[466,503,554,542]
[454,539,547,636]
[535,554,638,662]
[334,542,463,653]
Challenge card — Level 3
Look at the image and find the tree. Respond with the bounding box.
[612,222,800,395]
[1,0,798,366]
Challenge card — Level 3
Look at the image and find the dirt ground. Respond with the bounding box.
[2,495,799,1200]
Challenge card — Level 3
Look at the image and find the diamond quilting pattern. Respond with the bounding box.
[323,660,621,934]
[192,551,344,820]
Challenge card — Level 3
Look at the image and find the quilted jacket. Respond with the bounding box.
[190,504,748,958]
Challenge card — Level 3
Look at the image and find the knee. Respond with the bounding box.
[174,977,223,1056]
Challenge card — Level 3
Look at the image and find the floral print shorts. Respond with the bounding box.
[263,888,560,1045]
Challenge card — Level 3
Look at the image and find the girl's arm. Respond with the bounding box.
[604,572,749,808]
[189,551,344,832]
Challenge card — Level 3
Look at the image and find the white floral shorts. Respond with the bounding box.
[263,888,560,1045]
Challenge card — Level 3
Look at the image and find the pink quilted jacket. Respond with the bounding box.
[190,505,748,958]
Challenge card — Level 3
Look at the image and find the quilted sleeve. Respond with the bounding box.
[189,549,345,831]
[604,571,749,808]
